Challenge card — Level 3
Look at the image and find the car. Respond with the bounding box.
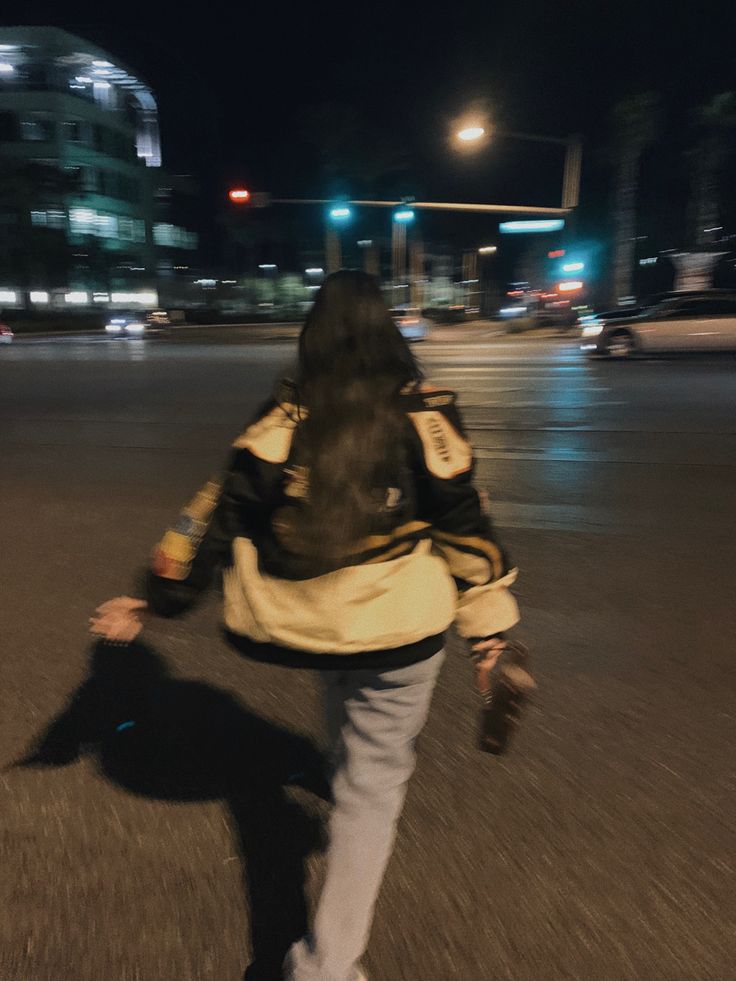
[104,311,172,338]
[104,314,148,338]
[580,291,736,358]
[0,322,13,344]
[390,306,430,342]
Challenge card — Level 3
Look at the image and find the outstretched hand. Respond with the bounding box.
[89,596,148,643]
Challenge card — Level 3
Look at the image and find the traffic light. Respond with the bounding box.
[329,206,352,222]
[393,208,415,223]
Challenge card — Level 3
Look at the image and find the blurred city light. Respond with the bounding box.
[305,267,324,275]
[0,289,17,302]
[0,63,14,74]
[65,291,89,304]
[557,280,584,292]
[562,261,584,272]
[548,249,566,258]
[478,245,498,254]
[457,126,485,142]
[500,219,565,234]
[110,290,158,304]
[229,188,251,203]
[329,206,352,221]
[30,291,49,303]
[393,208,415,223]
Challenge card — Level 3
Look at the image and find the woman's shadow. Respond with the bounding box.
[14,640,330,981]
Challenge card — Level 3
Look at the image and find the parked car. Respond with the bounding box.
[0,322,13,344]
[390,306,430,342]
[580,291,736,357]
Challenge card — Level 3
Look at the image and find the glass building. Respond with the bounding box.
[0,26,197,308]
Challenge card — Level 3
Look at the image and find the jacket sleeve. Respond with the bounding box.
[144,447,265,617]
[407,395,520,640]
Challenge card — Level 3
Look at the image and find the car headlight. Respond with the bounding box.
[126,322,146,334]
[581,324,604,337]
[105,323,122,332]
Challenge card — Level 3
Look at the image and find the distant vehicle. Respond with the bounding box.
[581,291,736,358]
[0,322,13,344]
[390,306,430,342]
[104,311,172,338]
[145,309,172,329]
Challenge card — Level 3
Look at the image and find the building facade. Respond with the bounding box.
[0,26,197,310]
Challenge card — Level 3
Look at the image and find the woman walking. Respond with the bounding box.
[91,271,520,981]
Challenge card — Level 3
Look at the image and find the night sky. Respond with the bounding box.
[8,2,736,264]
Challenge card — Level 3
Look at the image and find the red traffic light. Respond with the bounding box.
[228,188,251,204]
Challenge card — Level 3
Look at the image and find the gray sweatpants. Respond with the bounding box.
[284,649,446,981]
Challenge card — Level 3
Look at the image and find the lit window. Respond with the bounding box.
[21,119,53,141]
[95,213,117,238]
[153,223,197,249]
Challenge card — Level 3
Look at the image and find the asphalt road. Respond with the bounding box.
[1,330,735,981]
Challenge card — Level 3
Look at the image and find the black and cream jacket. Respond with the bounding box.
[145,380,520,670]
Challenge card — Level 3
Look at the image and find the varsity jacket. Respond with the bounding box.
[144,379,520,670]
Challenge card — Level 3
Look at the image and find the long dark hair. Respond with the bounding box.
[289,270,422,565]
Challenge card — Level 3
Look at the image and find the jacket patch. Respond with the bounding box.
[152,478,221,581]
[232,405,298,463]
[408,410,472,479]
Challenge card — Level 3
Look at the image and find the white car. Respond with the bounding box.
[105,315,147,337]
[390,307,430,342]
[581,292,736,358]
[104,311,173,338]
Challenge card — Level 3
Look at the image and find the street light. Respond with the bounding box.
[329,206,352,221]
[478,245,497,255]
[452,119,582,211]
[393,208,415,223]
[457,125,486,142]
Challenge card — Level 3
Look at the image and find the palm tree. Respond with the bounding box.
[610,93,661,305]
[689,92,736,248]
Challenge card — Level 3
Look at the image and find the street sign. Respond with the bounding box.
[499,219,565,234]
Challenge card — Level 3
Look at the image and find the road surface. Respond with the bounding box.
[1,330,734,980]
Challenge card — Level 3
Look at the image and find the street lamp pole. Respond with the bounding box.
[456,127,583,213]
